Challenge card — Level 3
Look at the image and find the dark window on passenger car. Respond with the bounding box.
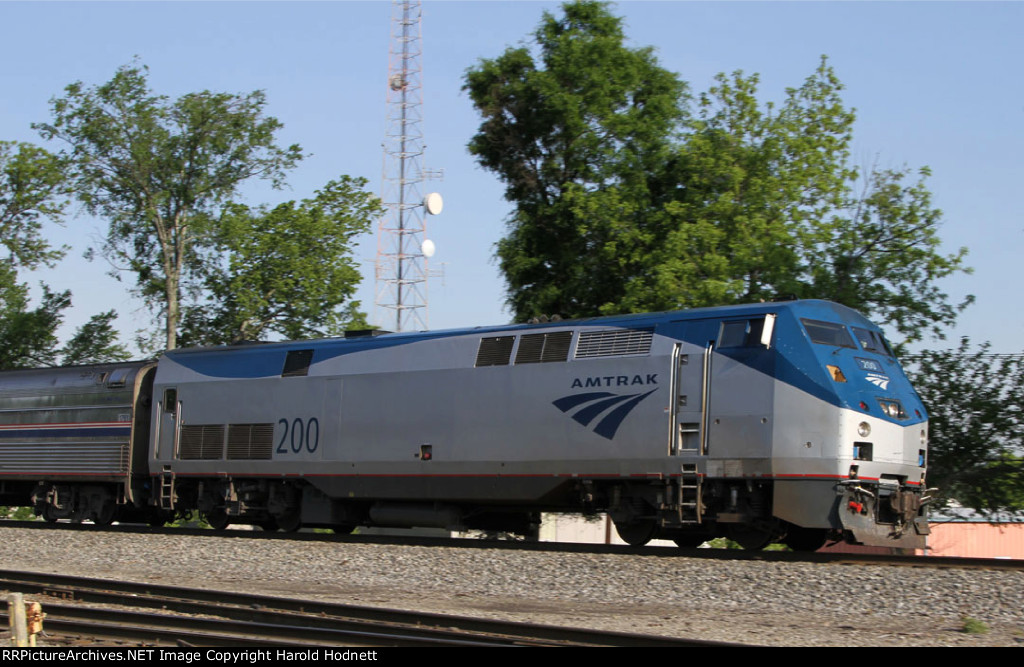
[106,367,132,388]
[801,319,857,349]
[282,349,314,377]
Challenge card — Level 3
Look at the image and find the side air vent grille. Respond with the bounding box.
[179,425,225,460]
[227,423,275,460]
[475,336,515,367]
[575,329,654,359]
[515,331,573,364]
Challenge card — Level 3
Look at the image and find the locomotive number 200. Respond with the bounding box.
[276,417,319,454]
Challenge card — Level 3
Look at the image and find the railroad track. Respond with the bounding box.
[3,519,1021,571]
[0,569,743,647]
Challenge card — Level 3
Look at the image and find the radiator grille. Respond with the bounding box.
[575,329,653,358]
[515,331,573,364]
[475,336,515,367]
[179,425,225,460]
[227,423,275,460]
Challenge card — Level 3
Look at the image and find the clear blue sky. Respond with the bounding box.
[2,1,1021,353]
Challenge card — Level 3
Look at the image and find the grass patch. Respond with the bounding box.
[961,616,989,634]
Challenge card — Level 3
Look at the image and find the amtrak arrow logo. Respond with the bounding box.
[552,389,657,440]
[866,373,890,390]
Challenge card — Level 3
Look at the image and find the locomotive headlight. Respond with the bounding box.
[877,399,908,420]
[857,421,871,437]
[920,429,927,446]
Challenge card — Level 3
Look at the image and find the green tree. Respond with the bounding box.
[616,64,854,314]
[906,341,1024,512]
[0,141,69,268]
[0,266,129,369]
[36,62,303,351]
[463,0,687,321]
[0,268,66,368]
[802,164,970,346]
[615,62,969,345]
[62,309,132,365]
[0,140,66,367]
[0,140,129,368]
[180,177,380,346]
[467,2,969,346]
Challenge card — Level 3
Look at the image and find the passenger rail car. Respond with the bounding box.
[0,300,931,550]
[0,362,155,524]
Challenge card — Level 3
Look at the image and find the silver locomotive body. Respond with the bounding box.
[143,300,929,549]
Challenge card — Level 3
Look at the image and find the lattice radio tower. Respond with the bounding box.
[375,0,442,332]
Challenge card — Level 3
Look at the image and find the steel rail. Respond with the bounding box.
[2,603,516,647]
[0,569,742,647]
[3,520,1020,571]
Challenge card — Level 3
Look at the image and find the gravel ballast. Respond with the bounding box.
[1,527,1021,646]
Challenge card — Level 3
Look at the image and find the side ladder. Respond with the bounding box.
[158,468,176,510]
[678,463,703,524]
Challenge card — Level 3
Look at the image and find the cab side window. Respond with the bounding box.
[719,318,765,348]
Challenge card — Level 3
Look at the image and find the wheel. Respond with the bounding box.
[274,512,301,533]
[614,519,658,547]
[41,505,59,523]
[92,502,117,526]
[783,526,827,552]
[727,525,774,551]
[204,509,230,531]
[672,535,709,549]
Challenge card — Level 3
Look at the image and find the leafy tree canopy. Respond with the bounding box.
[0,264,130,369]
[622,64,970,346]
[906,341,1024,512]
[61,309,132,366]
[0,140,129,368]
[0,266,66,369]
[36,61,304,351]
[464,0,687,321]
[465,1,969,346]
[0,140,68,268]
[180,177,381,346]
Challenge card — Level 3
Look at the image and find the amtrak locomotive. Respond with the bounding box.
[0,300,931,550]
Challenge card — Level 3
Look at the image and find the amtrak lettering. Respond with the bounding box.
[570,374,657,389]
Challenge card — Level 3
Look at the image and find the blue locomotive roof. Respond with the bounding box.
[166,299,873,357]
[159,300,794,373]
[162,300,877,366]
[158,299,921,426]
